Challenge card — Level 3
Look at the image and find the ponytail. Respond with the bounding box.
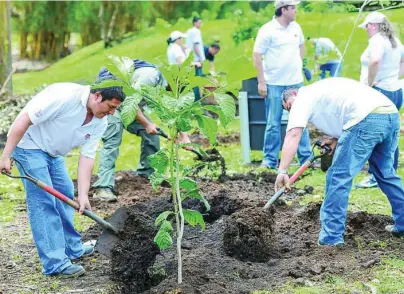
[167,37,172,45]
[379,19,397,49]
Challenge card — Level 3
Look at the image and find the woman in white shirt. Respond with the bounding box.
[167,31,201,68]
[356,11,404,188]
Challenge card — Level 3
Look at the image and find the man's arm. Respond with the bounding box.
[194,44,204,62]
[300,43,305,60]
[278,128,303,171]
[135,109,158,135]
[77,155,95,213]
[253,52,267,98]
[0,113,32,173]
[367,42,383,86]
[399,55,404,78]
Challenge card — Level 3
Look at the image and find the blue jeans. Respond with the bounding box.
[319,62,342,79]
[263,83,312,168]
[369,87,403,172]
[319,113,404,244]
[193,66,203,101]
[12,147,83,275]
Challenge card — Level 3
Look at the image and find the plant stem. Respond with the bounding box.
[175,142,184,284]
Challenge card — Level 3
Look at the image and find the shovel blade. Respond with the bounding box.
[96,207,130,258]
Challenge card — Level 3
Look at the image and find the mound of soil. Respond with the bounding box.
[223,207,274,262]
[189,132,240,147]
[85,172,403,294]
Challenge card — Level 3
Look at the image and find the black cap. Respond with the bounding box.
[193,16,201,24]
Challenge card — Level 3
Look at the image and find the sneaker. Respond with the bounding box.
[385,225,404,237]
[93,188,117,202]
[59,264,85,278]
[318,240,344,247]
[355,175,379,189]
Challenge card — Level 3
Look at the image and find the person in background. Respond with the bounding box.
[166,30,201,68]
[186,16,206,101]
[253,0,311,170]
[204,43,221,76]
[307,37,343,79]
[355,11,404,189]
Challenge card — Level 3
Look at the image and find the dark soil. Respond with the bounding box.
[84,172,404,294]
[189,132,240,147]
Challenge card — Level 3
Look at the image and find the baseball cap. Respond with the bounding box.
[169,31,186,42]
[358,11,386,29]
[274,0,301,10]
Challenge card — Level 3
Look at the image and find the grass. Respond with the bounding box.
[3,7,404,294]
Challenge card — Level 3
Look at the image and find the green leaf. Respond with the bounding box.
[105,55,134,84]
[149,172,165,191]
[148,149,169,174]
[188,76,209,88]
[160,219,173,233]
[180,177,198,192]
[213,93,236,127]
[158,66,178,97]
[183,209,206,231]
[155,211,174,226]
[185,189,211,211]
[120,92,142,128]
[154,223,173,250]
[195,115,218,145]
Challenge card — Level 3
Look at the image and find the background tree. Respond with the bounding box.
[0,0,13,96]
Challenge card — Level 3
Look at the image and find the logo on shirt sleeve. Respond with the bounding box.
[34,108,43,118]
[85,134,91,140]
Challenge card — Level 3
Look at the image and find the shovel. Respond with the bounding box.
[263,141,331,210]
[2,157,129,257]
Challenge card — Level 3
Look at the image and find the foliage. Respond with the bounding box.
[102,53,236,284]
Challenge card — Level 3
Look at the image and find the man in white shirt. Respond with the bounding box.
[0,79,124,277]
[308,37,343,79]
[253,0,311,170]
[186,16,205,101]
[274,77,404,245]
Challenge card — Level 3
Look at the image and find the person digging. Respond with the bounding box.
[0,78,125,277]
[275,77,404,246]
[93,59,191,202]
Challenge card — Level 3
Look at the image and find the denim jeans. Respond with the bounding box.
[12,147,83,275]
[369,87,403,172]
[263,83,312,168]
[93,113,159,190]
[193,66,203,102]
[319,62,342,79]
[319,113,404,244]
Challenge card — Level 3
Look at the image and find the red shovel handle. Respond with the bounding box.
[37,180,80,210]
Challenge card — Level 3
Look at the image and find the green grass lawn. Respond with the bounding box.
[3,8,404,293]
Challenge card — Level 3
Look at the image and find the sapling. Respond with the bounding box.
[100,54,239,284]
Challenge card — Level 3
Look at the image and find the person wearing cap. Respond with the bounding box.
[275,77,404,245]
[93,60,165,202]
[204,43,221,76]
[253,0,311,170]
[355,11,404,189]
[0,79,125,277]
[307,37,343,79]
[186,16,205,101]
[167,30,202,68]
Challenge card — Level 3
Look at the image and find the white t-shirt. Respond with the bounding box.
[360,33,404,91]
[313,37,342,63]
[185,27,205,62]
[167,43,188,65]
[287,77,397,138]
[253,18,304,86]
[13,83,108,159]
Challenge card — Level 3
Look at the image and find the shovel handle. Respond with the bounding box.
[156,127,169,139]
[190,149,204,160]
[39,181,119,234]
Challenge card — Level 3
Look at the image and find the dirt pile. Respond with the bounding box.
[223,207,274,262]
[86,172,403,294]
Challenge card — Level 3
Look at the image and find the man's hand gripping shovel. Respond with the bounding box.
[263,141,331,210]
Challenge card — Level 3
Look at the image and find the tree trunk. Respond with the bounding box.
[20,31,28,59]
[0,0,13,95]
